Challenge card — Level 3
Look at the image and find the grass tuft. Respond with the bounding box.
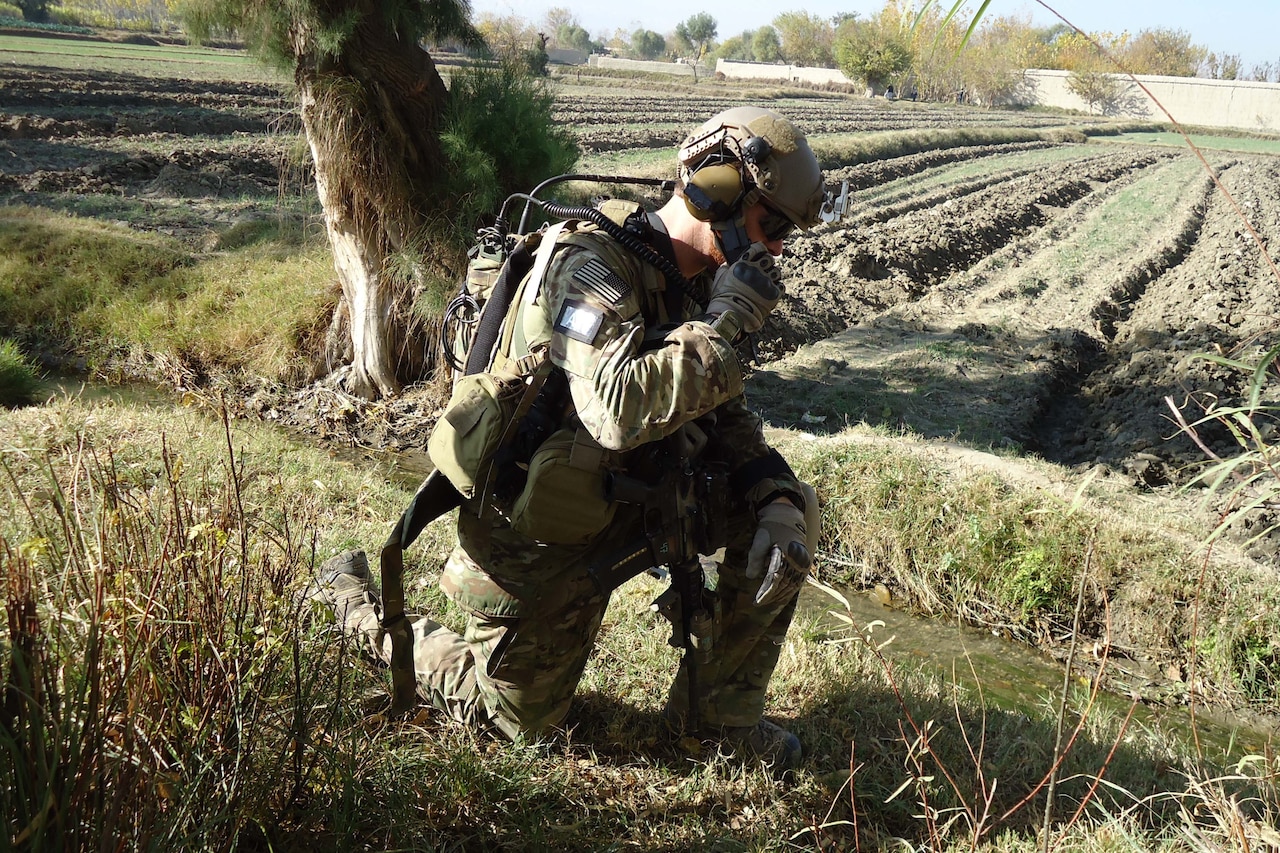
[0,207,336,383]
[0,339,41,408]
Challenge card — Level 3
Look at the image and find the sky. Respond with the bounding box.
[468,0,1280,76]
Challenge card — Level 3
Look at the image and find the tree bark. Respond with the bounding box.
[295,7,452,399]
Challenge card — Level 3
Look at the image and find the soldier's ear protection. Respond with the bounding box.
[680,132,774,223]
[683,163,756,222]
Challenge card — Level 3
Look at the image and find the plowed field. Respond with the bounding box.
[760,139,1280,498]
[2,60,1278,561]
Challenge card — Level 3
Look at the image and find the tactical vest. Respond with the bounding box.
[428,199,669,544]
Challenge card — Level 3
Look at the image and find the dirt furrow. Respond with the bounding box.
[1048,158,1280,490]
[0,146,284,197]
[756,148,1166,364]
[829,140,1057,192]
[843,149,1120,227]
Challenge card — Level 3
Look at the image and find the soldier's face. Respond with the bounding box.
[743,202,788,257]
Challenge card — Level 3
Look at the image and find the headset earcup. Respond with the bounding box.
[682,163,744,222]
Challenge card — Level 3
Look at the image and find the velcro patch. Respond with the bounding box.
[571,257,631,306]
[554,298,605,344]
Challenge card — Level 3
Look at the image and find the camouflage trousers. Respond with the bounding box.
[340,501,798,742]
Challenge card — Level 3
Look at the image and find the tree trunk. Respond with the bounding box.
[295,9,453,399]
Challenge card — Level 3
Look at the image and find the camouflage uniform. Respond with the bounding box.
[341,207,805,740]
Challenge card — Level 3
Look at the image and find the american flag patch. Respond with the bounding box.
[571,257,631,306]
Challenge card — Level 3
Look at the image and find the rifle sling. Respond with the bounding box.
[378,468,463,715]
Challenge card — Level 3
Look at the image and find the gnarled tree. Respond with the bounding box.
[181,1,574,400]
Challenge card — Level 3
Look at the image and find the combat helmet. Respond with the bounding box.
[677,106,825,231]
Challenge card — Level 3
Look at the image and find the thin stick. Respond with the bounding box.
[1042,535,1094,850]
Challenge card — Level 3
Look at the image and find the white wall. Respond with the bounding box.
[712,59,1280,133]
[715,59,853,87]
[1021,70,1280,132]
[587,55,696,77]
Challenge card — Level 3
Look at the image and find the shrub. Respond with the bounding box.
[0,338,41,407]
[438,61,578,245]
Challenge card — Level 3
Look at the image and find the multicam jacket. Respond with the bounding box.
[488,201,802,514]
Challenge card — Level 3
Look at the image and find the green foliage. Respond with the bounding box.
[772,11,834,67]
[438,62,578,242]
[713,30,756,62]
[178,0,482,70]
[0,338,41,407]
[0,13,92,32]
[751,26,781,63]
[675,12,716,59]
[555,22,593,54]
[833,16,911,91]
[630,28,665,60]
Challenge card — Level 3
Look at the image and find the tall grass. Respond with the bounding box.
[0,340,40,409]
[1167,344,1280,705]
[1,414,355,848]
[0,207,335,384]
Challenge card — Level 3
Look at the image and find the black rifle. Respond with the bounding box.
[590,427,729,735]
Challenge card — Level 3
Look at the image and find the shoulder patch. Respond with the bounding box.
[572,257,632,306]
[554,298,605,344]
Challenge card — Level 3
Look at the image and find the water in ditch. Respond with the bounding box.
[794,581,1278,762]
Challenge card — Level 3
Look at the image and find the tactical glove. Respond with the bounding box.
[705,243,783,337]
[746,494,814,609]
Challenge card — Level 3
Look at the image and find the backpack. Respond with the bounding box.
[428,193,693,542]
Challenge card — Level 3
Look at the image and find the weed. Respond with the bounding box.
[1018,274,1049,296]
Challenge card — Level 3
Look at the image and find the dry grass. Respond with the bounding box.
[2,393,1277,850]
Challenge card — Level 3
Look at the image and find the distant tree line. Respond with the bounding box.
[10,0,1276,92]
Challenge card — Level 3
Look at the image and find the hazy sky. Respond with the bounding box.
[469,0,1280,75]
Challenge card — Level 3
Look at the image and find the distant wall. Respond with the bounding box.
[1020,70,1280,132]
[716,59,853,88]
[548,48,588,65]
[587,55,696,77]
[714,60,1280,132]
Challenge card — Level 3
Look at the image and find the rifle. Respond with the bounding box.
[589,425,729,735]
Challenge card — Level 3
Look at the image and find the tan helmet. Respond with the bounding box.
[677,106,824,230]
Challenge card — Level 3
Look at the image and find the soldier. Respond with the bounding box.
[310,106,824,773]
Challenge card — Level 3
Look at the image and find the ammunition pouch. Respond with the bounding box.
[510,428,618,544]
[427,355,551,502]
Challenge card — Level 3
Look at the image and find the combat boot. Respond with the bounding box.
[708,719,802,775]
[300,549,381,624]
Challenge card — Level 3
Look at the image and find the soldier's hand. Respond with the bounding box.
[705,243,783,337]
[746,500,811,608]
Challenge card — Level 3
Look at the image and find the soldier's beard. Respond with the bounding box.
[708,239,727,269]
